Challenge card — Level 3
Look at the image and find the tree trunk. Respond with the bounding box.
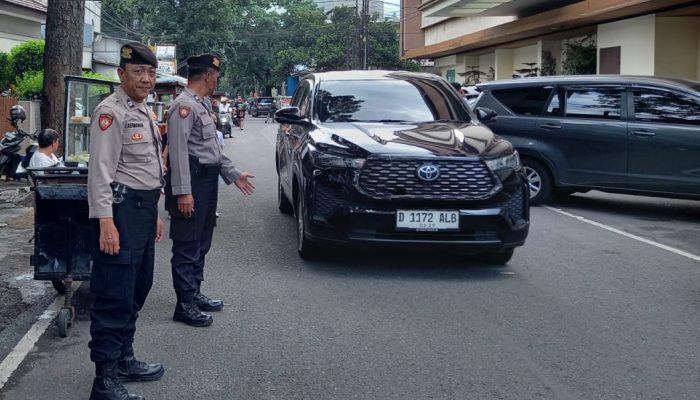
[42,0,86,136]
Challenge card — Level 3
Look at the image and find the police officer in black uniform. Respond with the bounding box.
[87,43,165,400]
[166,54,255,327]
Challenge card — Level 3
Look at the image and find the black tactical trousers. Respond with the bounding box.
[89,188,160,365]
[168,168,219,294]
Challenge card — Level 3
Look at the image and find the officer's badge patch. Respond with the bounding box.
[131,132,143,141]
[179,106,190,118]
[213,57,220,67]
[121,47,132,60]
[99,114,113,131]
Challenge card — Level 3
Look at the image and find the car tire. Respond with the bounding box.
[278,175,293,214]
[478,248,514,265]
[522,159,552,205]
[296,191,320,260]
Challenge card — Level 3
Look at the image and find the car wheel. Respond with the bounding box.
[478,248,514,265]
[296,191,319,259]
[522,159,552,205]
[278,175,293,214]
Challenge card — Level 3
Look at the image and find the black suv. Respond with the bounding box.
[275,71,529,264]
[475,76,700,204]
[250,97,275,117]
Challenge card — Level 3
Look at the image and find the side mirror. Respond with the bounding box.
[274,106,310,126]
[475,107,497,123]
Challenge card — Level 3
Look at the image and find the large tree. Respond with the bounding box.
[42,0,86,133]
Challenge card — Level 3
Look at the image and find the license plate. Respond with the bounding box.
[396,210,459,231]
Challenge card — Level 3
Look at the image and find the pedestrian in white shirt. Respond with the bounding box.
[28,128,64,173]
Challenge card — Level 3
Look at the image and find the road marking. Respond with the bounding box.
[545,206,700,262]
[0,296,62,389]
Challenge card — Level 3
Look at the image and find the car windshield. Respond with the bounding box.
[314,78,469,123]
[259,98,273,104]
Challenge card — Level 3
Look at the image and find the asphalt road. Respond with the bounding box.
[1,117,699,400]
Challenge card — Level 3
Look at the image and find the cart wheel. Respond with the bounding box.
[57,308,71,338]
[51,279,67,294]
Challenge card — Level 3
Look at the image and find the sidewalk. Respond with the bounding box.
[0,181,54,358]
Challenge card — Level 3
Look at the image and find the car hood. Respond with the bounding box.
[314,121,512,158]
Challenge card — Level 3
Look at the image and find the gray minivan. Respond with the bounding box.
[474,76,700,204]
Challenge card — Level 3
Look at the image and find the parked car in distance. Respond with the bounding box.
[475,75,700,204]
[275,70,529,264]
[250,97,275,117]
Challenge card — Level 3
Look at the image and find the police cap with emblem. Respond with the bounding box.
[187,54,222,72]
[120,43,158,68]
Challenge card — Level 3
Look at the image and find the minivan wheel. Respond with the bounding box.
[278,175,293,214]
[522,160,552,205]
[478,248,514,265]
[296,193,319,259]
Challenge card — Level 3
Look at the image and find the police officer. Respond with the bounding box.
[87,43,165,400]
[166,54,255,327]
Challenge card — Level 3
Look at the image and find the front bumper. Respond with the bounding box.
[303,170,529,252]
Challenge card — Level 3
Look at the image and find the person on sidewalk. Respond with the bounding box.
[165,54,255,327]
[87,43,166,400]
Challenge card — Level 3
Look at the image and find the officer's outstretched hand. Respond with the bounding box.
[155,216,164,243]
[99,218,120,255]
[234,172,255,195]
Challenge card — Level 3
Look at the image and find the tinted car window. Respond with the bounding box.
[566,89,621,120]
[314,79,465,123]
[633,89,700,126]
[491,87,553,116]
[258,97,274,104]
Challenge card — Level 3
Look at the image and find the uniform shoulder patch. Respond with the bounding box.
[98,114,113,131]
[179,106,191,119]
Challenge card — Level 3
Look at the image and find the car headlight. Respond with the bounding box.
[485,151,521,172]
[308,144,366,169]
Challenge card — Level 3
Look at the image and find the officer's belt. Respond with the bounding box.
[111,182,161,203]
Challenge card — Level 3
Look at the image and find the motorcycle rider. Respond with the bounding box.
[218,97,233,137]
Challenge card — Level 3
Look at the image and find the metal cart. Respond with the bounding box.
[29,168,91,337]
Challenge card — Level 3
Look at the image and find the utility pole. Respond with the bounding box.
[362,0,369,70]
[354,0,361,69]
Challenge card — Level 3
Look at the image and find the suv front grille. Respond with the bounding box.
[358,158,499,200]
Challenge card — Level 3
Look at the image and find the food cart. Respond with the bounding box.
[29,75,118,337]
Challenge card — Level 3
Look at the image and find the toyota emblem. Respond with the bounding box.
[417,164,440,182]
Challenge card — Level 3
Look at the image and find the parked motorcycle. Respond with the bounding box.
[0,105,37,181]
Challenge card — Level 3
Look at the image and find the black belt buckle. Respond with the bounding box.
[111,182,128,204]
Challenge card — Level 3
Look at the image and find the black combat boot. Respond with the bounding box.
[89,364,145,400]
[194,281,223,312]
[173,291,213,327]
[117,351,164,382]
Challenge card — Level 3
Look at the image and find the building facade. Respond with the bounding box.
[401,0,700,83]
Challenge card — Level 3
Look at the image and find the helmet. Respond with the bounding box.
[220,97,229,103]
[10,105,26,122]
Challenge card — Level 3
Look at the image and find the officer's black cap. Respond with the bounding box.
[120,43,158,68]
[187,54,222,72]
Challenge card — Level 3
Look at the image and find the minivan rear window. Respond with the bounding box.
[491,87,553,116]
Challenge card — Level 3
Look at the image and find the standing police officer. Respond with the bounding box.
[166,54,255,327]
[87,43,165,400]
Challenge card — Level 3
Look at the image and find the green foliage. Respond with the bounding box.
[0,52,11,91]
[541,50,556,76]
[102,0,411,95]
[15,70,44,99]
[562,36,596,75]
[9,40,45,80]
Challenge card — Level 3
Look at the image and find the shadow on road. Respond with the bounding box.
[300,248,513,282]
